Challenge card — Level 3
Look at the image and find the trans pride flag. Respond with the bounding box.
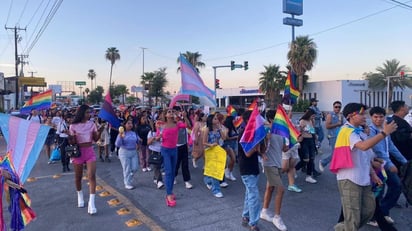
[179,54,216,107]
[240,107,266,153]
[272,105,300,148]
[282,71,299,105]
[20,89,52,114]
[0,113,50,230]
[98,91,121,129]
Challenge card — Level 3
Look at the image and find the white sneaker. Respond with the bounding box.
[367,220,378,227]
[125,185,134,190]
[305,176,317,184]
[174,179,177,185]
[153,179,157,184]
[224,168,230,179]
[229,172,237,181]
[214,192,224,198]
[146,167,152,171]
[206,184,212,190]
[157,181,164,189]
[318,160,325,172]
[185,181,193,189]
[260,210,274,222]
[192,158,198,168]
[273,215,287,231]
[384,216,395,224]
[220,182,229,188]
[142,168,147,172]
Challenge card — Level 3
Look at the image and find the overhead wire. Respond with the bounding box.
[17,0,29,24]
[4,0,14,26]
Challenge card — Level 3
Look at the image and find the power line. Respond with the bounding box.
[25,0,47,27]
[5,0,14,26]
[386,0,412,9]
[17,0,29,24]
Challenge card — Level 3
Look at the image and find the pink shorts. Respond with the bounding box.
[72,146,96,165]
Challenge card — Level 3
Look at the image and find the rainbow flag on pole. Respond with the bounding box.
[20,90,52,114]
[271,105,300,147]
[226,105,237,116]
[282,71,299,105]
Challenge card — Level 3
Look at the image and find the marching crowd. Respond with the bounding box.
[22,99,412,231]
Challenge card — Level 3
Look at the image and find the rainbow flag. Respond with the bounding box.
[98,91,121,129]
[240,107,266,153]
[282,71,299,105]
[233,116,243,128]
[271,105,300,148]
[329,126,355,173]
[20,90,52,114]
[226,105,237,116]
[248,98,258,111]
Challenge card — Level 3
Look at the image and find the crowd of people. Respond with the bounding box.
[20,99,412,231]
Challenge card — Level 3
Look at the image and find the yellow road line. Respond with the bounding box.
[96,176,165,231]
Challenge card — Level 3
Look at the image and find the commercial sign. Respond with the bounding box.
[283,17,303,26]
[49,84,62,94]
[18,77,47,87]
[239,89,262,94]
[283,0,303,15]
[75,81,86,86]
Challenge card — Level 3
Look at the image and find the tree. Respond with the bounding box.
[149,68,168,106]
[84,88,90,103]
[258,64,286,109]
[364,59,412,105]
[113,84,129,104]
[105,47,120,90]
[177,51,205,73]
[141,72,155,105]
[88,86,104,104]
[287,36,317,97]
[87,69,96,90]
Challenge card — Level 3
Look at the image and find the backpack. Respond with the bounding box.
[28,114,42,123]
[400,160,412,205]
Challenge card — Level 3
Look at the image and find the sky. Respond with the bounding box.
[0,0,412,95]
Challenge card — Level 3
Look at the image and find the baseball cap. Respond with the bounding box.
[310,98,318,103]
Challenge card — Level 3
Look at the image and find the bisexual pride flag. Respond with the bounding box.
[240,107,266,153]
[98,91,121,129]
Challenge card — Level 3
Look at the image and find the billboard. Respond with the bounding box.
[283,0,303,16]
[49,84,62,94]
[19,77,47,87]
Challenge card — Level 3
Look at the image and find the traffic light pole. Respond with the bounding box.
[212,65,231,102]
[213,62,248,104]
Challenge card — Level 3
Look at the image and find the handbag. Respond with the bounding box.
[65,144,81,158]
[50,147,61,161]
[148,151,163,165]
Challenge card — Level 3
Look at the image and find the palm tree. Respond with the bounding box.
[259,64,286,109]
[141,72,155,106]
[177,51,205,73]
[151,68,168,106]
[365,59,412,105]
[287,36,317,97]
[105,47,120,91]
[87,69,96,90]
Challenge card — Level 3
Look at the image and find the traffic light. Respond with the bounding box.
[244,61,248,70]
[400,71,405,79]
[215,79,220,89]
[230,61,235,70]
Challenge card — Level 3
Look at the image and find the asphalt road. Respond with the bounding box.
[1,132,411,231]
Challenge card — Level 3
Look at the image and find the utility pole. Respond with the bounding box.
[18,54,29,77]
[140,47,147,105]
[5,26,26,109]
[28,71,37,77]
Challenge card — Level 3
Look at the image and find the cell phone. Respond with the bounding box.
[386,117,393,124]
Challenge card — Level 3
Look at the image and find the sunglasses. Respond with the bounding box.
[334,106,341,109]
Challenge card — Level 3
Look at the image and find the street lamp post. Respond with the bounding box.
[386,75,399,112]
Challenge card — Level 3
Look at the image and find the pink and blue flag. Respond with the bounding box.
[240,107,267,153]
[98,91,121,129]
[179,54,216,107]
[0,113,50,230]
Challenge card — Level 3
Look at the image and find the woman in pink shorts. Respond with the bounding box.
[69,105,104,215]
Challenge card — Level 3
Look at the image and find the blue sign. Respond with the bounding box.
[283,17,303,27]
[283,0,303,16]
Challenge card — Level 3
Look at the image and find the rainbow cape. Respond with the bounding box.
[240,107,266,153]
[329,126,355,173]
[271,105,300,147]
[20,90,52,114]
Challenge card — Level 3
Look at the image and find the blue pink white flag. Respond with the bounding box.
[179,54,216,107]
[240,107,266,153]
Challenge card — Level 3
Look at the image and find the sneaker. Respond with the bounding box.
[384,216,395,224]
[260,210,274,222]
[192,158,198,168]
[305,176,317,184]
[318,159,325,172]
[220,181,229,188]
[206,184,212,190]
[367,220,378,227]
[227,172,237,181]
[153,179,157,184]
[146,167,152,171]
[142,168,147,172]
[273,215,287,231]
[185,181,193,189]
[157,181,164,189]
[214,192,224,198]
[241,217,250,227]
[125,185,134,190]
[287,184,302,193]
[174,179,177,185]
[224,168,230,179]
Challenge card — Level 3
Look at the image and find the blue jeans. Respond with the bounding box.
[203,176,221,195]
[320,137,337,167]
[315,127,324,146]
[161,146,178,195]
[241,175,261,227]
[379,170,402,216]
[118,148,139,187]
